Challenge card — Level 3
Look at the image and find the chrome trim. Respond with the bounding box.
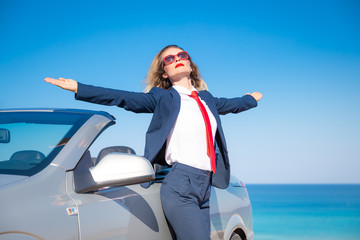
[0,109,54,112]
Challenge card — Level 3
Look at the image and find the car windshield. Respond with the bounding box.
[0,111,90,176]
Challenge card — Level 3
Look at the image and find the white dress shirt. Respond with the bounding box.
[165,85,217,171]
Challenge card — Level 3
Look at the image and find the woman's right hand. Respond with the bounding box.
[44,77,78,93]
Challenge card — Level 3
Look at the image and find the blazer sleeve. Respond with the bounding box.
[75,82,158,113]
[214,94,258,115]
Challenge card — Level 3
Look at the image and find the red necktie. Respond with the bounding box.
[189,91,216,173]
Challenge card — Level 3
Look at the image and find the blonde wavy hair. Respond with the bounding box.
[144,45,208,92]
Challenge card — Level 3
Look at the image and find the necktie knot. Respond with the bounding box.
[190,91,198,99]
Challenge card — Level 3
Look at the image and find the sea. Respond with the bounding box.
[246,184,360,240]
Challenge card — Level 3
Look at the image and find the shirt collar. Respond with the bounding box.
[172,85,197,96]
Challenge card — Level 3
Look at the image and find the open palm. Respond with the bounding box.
[44,77,78,93]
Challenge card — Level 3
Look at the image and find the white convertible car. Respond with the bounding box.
[0,109,253,240]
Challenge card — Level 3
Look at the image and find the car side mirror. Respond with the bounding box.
[74,152,155,193]
[0,128,10,143]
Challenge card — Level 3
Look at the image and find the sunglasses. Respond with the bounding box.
[162,51,189,66]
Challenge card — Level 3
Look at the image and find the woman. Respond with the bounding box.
[45,45,262,240]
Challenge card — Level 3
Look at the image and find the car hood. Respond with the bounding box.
[0,174,28,187]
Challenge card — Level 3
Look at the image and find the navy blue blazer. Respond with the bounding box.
[76,82,258,189]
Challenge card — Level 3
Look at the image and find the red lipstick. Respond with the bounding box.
[175,63,184,68]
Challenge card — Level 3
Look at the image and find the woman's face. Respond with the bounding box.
[162,47,192,82]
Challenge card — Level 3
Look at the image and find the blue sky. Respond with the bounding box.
[1,0,359,183]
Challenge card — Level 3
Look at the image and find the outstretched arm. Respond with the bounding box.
[44,77,158,113]
[214,92,262,115]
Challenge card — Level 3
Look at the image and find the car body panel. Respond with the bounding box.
[0,166,78,239]
[210,185,253,240]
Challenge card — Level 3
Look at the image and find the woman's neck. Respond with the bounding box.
[171,76,193,91]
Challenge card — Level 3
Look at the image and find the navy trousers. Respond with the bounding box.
[160,163,212,240]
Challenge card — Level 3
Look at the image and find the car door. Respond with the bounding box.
[66,169,172,239]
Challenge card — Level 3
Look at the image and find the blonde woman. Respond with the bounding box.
[45,45,262,240]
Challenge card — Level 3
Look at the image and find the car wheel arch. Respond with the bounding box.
[223,214,249,240]
[229,229,247,240]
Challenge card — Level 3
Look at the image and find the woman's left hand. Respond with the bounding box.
[246,92,263,101]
